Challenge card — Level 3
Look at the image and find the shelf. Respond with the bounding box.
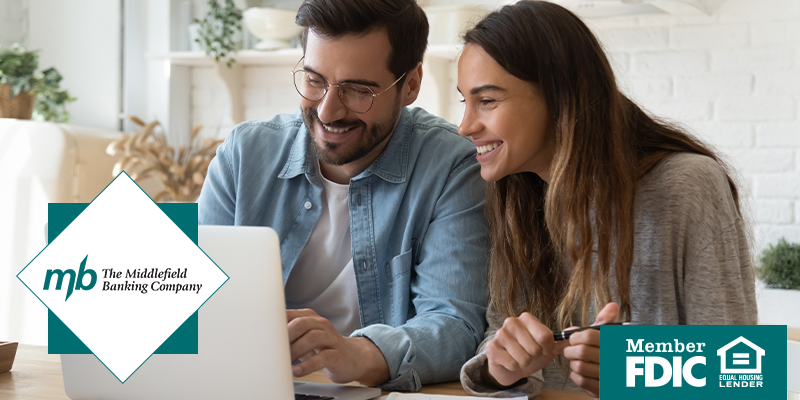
[147,48,303,66]
[147,44,462,67]
[147,44,461,128]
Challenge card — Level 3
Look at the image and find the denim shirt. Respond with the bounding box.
[197,107,489,391]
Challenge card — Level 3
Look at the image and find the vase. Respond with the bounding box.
[215,62,244,125]
[0,84,36,120]
[756,280,800,328]
[242,8,302,50]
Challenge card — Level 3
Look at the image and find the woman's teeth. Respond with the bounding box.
[477,142,501,156]
[324,124,354,133]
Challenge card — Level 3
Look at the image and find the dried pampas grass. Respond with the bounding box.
[107,116,223,202]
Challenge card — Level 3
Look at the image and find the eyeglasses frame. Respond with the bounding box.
[290,57,407,114]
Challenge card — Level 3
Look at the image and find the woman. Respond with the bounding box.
[457,1,757,398]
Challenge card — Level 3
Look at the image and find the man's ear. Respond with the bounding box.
[401,62,423,107]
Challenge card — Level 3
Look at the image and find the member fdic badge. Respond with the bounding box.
[601,325,787,399]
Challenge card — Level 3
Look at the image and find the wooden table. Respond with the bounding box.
[0,344,590,399]
[789,326,800,342]
[5,330,799,399]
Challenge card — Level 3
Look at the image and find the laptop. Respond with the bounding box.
[61,225,381,400]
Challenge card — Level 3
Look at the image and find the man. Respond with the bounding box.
[197,0,489,391]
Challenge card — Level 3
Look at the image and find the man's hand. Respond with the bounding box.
[484,312,571,387]
[287,309,390,386]
[562,302,619,398]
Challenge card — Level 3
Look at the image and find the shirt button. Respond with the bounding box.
[304,201,312,210]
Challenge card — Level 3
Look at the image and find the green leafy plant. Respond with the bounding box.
[758,238,800,290]
[34,68,77,123]
[0,44,40,97]
[0,44,76,123]
[195,0,243,68]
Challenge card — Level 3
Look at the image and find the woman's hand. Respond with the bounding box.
[484,312,572,387]
[563,302,619,398]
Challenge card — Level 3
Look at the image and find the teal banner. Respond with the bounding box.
[601,325,786,399]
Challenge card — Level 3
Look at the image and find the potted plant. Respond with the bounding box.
[0,44,76,122]
[106,116,224,202]
[194,0,243,68]
[756,238,800,327]
[194,0,245,124]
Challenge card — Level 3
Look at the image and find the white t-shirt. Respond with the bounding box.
[283,166,361,336]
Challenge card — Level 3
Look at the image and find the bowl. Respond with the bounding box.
[243,8,303,51]
[0,341,18,374]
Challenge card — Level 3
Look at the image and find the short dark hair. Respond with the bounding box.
[296,0,428,81]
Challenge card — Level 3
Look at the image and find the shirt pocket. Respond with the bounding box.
[387,248,414,324]
[388,248,414,281]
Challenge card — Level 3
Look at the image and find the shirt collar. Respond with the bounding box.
[277,121,316,182]
[278,108,412,184]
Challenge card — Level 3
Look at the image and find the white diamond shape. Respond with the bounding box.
[18,173,227,382]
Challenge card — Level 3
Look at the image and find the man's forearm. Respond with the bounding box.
[348,336,390,386]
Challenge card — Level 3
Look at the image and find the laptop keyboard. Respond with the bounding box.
[295,395,335,400]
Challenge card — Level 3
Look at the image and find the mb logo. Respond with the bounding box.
[43,255,96,301]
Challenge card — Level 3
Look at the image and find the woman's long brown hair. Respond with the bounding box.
[464,1,743,330]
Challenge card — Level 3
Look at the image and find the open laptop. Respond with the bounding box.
[61,225,381,400]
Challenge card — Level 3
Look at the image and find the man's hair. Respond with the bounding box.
[296,0,428,81]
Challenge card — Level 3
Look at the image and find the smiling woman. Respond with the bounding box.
[458,44,553,183]
[456,1,758,399]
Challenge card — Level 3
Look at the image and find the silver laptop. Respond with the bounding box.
[61,225,381,400]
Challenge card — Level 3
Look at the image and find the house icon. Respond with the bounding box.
[716,336,765,374]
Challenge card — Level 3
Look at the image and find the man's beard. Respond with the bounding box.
[302,105,400,167]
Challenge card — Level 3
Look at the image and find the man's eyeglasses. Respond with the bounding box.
[291,58,406,114]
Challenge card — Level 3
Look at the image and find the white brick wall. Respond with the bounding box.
[756,71,800,96]
[673,74,752,97]
[757,123,800,147]
[712,48,794,72]
[716,97,795,122]
[693,122,754,148]
[590,0,800,255]
[755,200,794,224]
[190,64,300,138]
[670,24,749,49]
[633,51,709,74]
[188,0,800,254]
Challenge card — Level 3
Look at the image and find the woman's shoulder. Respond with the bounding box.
[644,152,729,187]
[636,152,740,227]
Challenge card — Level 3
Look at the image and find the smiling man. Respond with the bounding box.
[197,0,489,392]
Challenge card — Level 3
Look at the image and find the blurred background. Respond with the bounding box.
[1,0,798,345]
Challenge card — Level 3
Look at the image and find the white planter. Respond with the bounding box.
[242,8,302,50]
[756,281,800,328]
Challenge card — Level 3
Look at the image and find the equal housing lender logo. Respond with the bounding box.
[17,173,228,383]
[601,325,787,399]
